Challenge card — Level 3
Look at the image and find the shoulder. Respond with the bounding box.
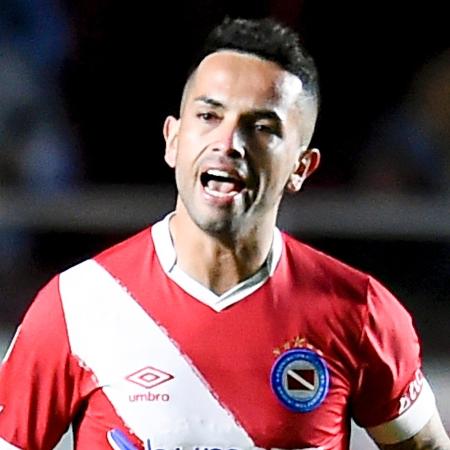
[12,275,66,347]
[280,231,371,299]
[279,231,414,324]
[281,231,366,277]
[54,225,154,305]
[94,226,153,268]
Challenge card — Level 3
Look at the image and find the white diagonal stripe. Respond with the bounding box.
[60,260,254,448]
[0,437,22,450]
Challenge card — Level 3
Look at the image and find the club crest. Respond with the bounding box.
[270,348,329,413]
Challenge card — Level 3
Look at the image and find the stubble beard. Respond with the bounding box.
[186,198,242,238]
[178,185,250,242]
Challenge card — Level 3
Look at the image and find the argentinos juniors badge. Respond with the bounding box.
[271,348,329,412]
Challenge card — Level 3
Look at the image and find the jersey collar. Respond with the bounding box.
[151,213,282,311]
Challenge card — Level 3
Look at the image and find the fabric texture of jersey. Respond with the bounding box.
[0,216,435,450]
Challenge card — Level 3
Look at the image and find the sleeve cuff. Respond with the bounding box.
[366,378,436,444]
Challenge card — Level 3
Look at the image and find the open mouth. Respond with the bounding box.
[200,169,246,198]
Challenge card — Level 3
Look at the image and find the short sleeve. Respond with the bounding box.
[351,277,435,442]
[0,276,93,450]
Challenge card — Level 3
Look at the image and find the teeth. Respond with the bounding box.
[206,169,233,178]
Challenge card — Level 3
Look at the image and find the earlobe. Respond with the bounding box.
[286,148,321,192]
[286,174,303,192]
[163,116,180,168]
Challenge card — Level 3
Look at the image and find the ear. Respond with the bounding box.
[163,116,180,168]
[286,148,321,192]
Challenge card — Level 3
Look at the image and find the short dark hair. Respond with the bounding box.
[190,17,319,102]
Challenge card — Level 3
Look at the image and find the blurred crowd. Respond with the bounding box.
[0,0,82,291]
[355,48,450,194]
[0,0,449,323]
[2,1,449,196]
[0,0,81,192]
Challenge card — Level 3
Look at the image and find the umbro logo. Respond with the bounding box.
[125,366,174,389]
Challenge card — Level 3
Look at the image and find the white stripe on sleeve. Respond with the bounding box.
[367,378,436,444]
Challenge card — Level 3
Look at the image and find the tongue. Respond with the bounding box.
[208,179,240,193]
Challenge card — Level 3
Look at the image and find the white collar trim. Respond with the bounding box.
[151,213,282,311]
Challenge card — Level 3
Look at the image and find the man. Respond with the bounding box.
[0,17,448,450]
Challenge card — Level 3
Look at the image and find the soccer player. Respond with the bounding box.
[0,16,449,450]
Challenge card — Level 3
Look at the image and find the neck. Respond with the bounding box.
[169,207,275,295]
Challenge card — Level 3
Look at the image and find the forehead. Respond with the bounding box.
[186,51,304,111]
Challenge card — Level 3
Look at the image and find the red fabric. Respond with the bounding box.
[0,227,422,449]
[0,277,93,449]
[95,229,421,449]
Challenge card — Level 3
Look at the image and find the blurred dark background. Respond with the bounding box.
[1,0,449,354]
[63,1,449,188]
[0,2,449,445]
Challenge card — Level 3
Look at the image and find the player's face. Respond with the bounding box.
[164,50,318,236]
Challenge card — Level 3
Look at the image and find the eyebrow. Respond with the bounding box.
[193,96,225,108]
[193,96,281,121]
[252,110,281,122]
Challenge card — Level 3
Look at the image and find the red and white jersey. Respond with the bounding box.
[0,214,436,450]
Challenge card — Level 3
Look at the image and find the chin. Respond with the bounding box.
[192,210,247,238]
[197,216,236,236]
[180,194,248,238]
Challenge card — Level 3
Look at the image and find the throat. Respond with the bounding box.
[169,209,272,295]
[203,261,251,295]
[177,241,267,295]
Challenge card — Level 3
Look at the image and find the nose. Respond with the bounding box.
[211,119,245,158]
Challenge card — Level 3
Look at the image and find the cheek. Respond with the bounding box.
[268,152,299,186]
[173,133,201,180]
[177,123,205,156]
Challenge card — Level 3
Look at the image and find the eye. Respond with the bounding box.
[255,124,273,133]
[197,112,219,122]
[254,123,281,137]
